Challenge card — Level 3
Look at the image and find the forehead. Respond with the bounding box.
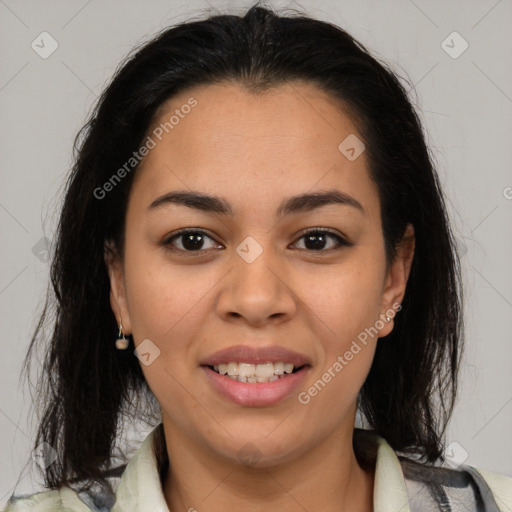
[130,81,378,219]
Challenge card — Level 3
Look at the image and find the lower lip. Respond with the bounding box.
[201,366,309,407]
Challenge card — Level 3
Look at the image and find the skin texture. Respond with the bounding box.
[106,81,415,512]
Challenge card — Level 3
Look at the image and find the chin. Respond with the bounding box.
[207,429,309,469]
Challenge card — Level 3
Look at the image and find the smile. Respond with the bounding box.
[202,364,310,406]
[210,361,303,383]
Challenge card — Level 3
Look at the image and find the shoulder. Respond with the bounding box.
[353,428,512,512]
[471,466,512,510]
[3,485,108,512]
[399,456,512,512]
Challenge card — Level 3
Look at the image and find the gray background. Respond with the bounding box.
[1,0,511,506]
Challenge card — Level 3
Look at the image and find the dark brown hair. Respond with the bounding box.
[19,1,463,496]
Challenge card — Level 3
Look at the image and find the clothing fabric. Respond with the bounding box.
[4,425,512,511]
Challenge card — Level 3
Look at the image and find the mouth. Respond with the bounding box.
[205,361,307,383]
[199,345,312,406]
[201,362,310,406]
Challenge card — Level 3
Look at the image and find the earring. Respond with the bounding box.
[115,322,129,350]
[386,317,391,322]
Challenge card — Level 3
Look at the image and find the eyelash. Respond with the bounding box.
[161,227,352,255]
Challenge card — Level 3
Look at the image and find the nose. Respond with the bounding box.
[216,238,297,327]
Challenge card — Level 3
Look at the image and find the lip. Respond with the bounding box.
[200,345,312,407]
[199,344,311,367]
[201,365,310,407]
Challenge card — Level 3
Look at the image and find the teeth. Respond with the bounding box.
[227,362,238,376]
[273,362,285,375]
[256,362,274,378]
[211,361,301,381]
[238,363,256,378]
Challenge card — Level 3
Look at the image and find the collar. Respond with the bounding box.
[356,429,412,512]
[111,424,411,512]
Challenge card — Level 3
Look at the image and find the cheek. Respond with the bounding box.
[123,248,207,337]
[121,251,216,425]
[295,252,384,407]
[300,257,385,347]
[296,267,381,420]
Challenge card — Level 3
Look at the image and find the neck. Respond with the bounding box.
[161,423,374,512]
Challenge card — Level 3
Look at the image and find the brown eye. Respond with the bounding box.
[292,228,352,252]
[163,229,223,253]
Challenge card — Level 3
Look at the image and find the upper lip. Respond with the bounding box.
[200,344,312,367]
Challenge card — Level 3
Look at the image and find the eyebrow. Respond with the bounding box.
[147,189,365,217]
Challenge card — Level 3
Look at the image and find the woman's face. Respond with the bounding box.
[107,81,414,467]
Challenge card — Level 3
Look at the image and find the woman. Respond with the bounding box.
[6,3,511,511]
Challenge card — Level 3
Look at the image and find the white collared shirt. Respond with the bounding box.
[5,425,512,511]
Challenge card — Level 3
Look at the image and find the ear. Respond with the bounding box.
[377,223,415,337]
[104,240,132,335]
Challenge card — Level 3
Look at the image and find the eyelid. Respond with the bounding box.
[295,226,345,239]
[161,228,223,251]
[161,226,351,254]
[290,227,351,250]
